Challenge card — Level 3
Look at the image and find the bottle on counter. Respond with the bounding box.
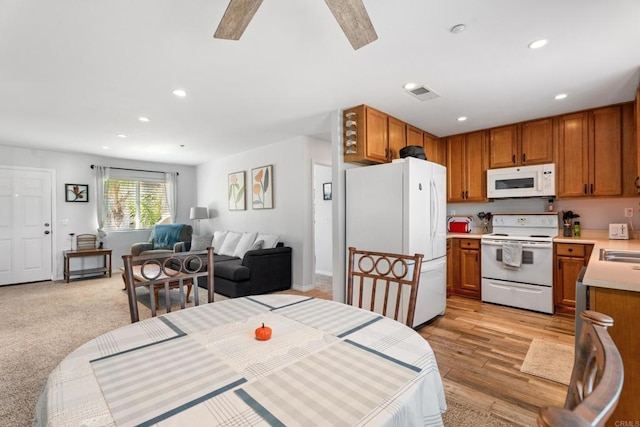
[548,199,554,212]
[573,221,581,237]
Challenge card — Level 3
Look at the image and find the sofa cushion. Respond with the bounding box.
[213,259,250,281]
[218,231,242,256]
[232,232,257,259]
[152,224,187,249]
[256,233,280,249]
[212,231,228,252]
[250,240,264,251]
[190,234,213,251]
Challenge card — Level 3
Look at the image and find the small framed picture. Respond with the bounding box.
[252,165,274,209]
[228,171,246,211]
[323,182,332,201]
[65,184,89,202]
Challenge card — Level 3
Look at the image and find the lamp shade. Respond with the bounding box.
[189,206,208,220]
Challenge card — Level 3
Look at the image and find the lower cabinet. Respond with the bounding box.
[446,239,453,296]
[449,238,481,300]
[554,243,593,314]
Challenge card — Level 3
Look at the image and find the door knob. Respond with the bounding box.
[44,222,50,227]
[44,230,50,235]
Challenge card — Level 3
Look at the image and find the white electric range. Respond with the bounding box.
[480,213,559,314]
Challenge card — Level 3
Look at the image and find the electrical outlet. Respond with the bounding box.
[625,207,634,218]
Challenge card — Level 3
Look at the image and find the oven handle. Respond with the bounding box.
[481,240,553,249]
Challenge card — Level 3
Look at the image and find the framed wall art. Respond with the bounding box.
[228,171,246,210]
[65,184,89,202]
[323,182,332,200]
[251,165,273,209]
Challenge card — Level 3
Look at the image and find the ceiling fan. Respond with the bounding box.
[213,0,378,50]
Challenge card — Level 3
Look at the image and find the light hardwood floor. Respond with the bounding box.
[419,295,574,426]
[286,288,575,426]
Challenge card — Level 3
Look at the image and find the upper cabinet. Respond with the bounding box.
[424,132,446,166]
[488,119,554,169]
[636,85,640,194]
[557,106,622,197]
[447,130,487,202]
[343,104,436,165]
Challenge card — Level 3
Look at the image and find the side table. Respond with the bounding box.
[63,248,112,282]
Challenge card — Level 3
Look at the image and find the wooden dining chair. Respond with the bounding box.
[346,246,424,327]
[537,310,624,427]
[122,247,215,323]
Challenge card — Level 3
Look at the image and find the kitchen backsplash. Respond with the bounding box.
[448,197,640,231]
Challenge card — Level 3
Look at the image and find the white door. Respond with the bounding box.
[0,167,53,285]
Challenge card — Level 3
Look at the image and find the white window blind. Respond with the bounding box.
[103,169,171,230]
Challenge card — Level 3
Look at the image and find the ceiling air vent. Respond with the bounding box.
[406,85,440,102]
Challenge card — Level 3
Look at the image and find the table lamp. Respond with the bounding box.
[189,206,208,234]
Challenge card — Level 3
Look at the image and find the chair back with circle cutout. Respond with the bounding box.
[122,247,215,323]
[346,246,423,327]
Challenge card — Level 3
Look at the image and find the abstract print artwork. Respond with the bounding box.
[228,171,246,210]
[251,165,273,209]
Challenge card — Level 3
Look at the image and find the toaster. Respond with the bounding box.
[609,223,629,240]
[447,217,472,233]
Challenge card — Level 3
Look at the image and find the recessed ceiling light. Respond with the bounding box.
[117,134,127,138]
[528,39,548,49]
[450,24,466,34]
[172,89,187,97]
[138,117,150,122]
[403,82,417,90]
[554,93,568,100]
[457,116,467,122]
[102,146,109,150]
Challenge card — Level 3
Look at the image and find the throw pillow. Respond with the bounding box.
[218,231,242,257]
[232,232,258,259]
[250,239,264,251]
[256,233,280,249]
[190,234,213,251]
[212,230,228,253]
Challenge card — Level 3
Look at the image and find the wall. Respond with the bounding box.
[313,164,332,275]
[0,145,197,280]
[448,197,640,232]
[196,136,331,290]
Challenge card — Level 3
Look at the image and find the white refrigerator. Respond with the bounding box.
[346,157,447,327]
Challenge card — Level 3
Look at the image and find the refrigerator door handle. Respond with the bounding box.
[430,180,438,240]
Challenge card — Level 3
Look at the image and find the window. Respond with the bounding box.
[103,170,171,230]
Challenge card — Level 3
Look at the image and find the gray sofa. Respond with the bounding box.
[176,235,292,298]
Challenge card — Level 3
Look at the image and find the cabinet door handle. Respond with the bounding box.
[584,184,588,195]
[465,191,469,199]
[558,260,561,269]
[568,248,573,253]
[461,191,465,199]
[635,176,640,190]
[590,184,594,194]
[522,153,526,163]
[512,155,516,164]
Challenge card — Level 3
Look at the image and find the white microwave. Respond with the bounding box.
[487,163,555,199]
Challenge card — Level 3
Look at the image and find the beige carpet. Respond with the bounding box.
[521,338,575,385]
[1,274,504,426]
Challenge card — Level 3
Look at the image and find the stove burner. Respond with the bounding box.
[530,234,550,238]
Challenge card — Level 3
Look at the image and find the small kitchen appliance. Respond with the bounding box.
[447,216,472,233]
[609,223,629,240]
[487,163,555,199]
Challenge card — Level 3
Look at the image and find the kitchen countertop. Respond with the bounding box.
[446,229,640,293]
[560,230,640,293]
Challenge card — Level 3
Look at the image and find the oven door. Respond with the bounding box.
[481,239,553,286]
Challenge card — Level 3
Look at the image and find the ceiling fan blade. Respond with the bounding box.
[214,0,264,40]
[324,0,378,50]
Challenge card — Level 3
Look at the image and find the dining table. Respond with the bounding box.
[34,294,447,426]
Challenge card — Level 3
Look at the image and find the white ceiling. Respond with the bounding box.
[1,0,639,166]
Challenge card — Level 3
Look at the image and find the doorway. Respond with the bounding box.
[0,167,53,285]
[313,164,332,295]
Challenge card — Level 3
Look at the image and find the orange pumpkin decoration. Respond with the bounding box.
[255,323,272,341]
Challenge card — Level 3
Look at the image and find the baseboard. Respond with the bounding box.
[315,270,333,277]
[292,283,316,292]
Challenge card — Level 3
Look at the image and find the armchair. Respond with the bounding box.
[130,224,193,256]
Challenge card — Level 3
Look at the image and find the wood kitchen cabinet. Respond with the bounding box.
[388,116,407,161]
[557,106,622,197]
[423,132,446,166]
[489,120,554,169]
[447,131,487,202]
[450,238,481,299]
[589,286,640,424]
[554,243,593,314]
[446,239,453,296]
[635,85,640,194]
[406,125,423,147]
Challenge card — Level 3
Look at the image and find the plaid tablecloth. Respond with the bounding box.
[34,295,447,426]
